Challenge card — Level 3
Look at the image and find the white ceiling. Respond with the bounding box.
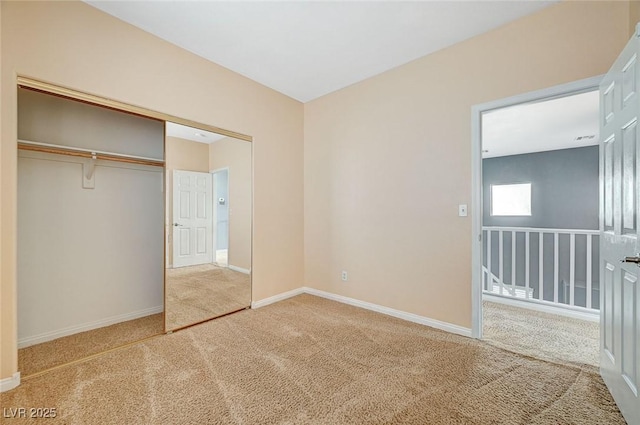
[482,90,600,158]
[85,1,556,102]
[166,122,227,144]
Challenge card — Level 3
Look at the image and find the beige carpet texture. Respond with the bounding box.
[17,313,164,378]
[165,264,251,330]
[1,294,624,424]
[482,300,600,368]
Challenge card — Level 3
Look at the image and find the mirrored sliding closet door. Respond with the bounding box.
[164,123,252,331]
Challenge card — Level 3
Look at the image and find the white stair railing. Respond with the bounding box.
[482,266,534,299]
[483,226,599,311]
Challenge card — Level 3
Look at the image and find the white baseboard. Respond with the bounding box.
[228,265,251,275]
[251,287,472,338]
[483,293,600,322]
[0,372,20,393]
[251,287,305,309]
[304,288,472,338]
[18,305,164,349]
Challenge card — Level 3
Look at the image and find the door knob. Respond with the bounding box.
[620,254,640,265]
[173,223,183,227]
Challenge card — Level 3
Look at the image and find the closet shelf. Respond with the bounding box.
[17,140,165,167]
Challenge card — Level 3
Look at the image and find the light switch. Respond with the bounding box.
[458,204,468,217]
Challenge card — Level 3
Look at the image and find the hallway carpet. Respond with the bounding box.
[483,300,599,368]
[1,295,624,424]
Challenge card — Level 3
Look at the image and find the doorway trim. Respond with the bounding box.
[211,166,231,267]
[470,75,604,339]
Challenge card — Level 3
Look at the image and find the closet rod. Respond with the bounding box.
[17,140,165,168]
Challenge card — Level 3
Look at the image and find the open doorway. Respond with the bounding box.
[472,78,601,367]
[212,168,230,267]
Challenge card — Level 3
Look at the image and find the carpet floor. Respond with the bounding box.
[1,294,624,424]
[17,313,164,378]
[165,264,251,330]
[483,300,600,368]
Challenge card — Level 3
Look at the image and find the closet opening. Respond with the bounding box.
[17,86,166,377]
[15,78,253,378]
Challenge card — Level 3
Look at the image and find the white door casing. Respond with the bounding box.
[172,170,213,268]
[599,26,640,425]
[470,75,603,339]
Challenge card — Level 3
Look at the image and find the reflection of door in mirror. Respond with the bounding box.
[172,169,214,268]
[16,87,165,377]
[165,123,252,331]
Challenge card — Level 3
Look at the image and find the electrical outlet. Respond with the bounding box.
[341,270,348,281]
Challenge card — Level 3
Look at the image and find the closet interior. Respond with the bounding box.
[17,87,166,376]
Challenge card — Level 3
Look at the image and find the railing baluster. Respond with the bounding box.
[554,232,559,303]
[569,233,575,306]
[482,267,486,290]
[499,231,504,295]
[586,234,592,309]
[511,231,516,295]
[487,231,492,291]
[525,231,530,299]
[539,232,544,301]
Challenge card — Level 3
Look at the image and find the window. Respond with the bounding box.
[491,183,531,216]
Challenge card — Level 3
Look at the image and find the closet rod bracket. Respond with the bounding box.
[83,154,97,189]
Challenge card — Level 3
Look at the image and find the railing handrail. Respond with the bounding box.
[482,225,599,235]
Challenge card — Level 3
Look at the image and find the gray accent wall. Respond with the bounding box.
[483,146,599,230]
[482,146,600,309]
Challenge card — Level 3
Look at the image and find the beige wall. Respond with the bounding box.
[166,137,210,173]
[209,138,252,271]
[165,136,211,267]
[631,1,640,36]
[304,1,630,329]
[0,1,304,380]
[0,0,5,381]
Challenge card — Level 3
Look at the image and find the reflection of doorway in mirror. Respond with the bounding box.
[213,168,230,268]
[172,170,213,268]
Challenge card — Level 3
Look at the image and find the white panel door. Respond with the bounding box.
[173,170,213,268]
[600,28,640,425]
